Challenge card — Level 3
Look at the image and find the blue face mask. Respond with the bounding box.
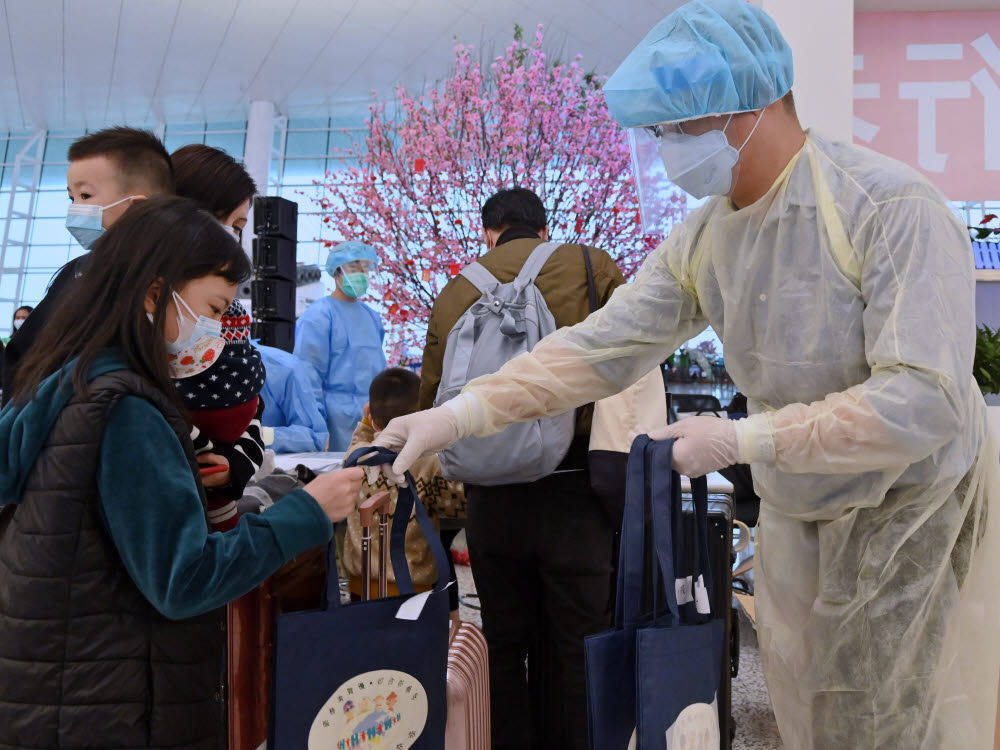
[65,196,136,249]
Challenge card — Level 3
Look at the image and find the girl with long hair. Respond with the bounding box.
[0,197,361,749]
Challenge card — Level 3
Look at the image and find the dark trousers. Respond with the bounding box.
[466,470,617,750]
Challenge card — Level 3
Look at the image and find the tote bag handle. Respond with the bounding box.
[318,447,451,609]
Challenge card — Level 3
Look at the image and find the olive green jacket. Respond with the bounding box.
[419,238,627,431]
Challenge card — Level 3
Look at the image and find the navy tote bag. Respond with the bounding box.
[585,436,726,749]
[269,447,451,750]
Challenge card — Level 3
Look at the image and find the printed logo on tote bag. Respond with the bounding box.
[307,669,429,749]
[665,698,720,749]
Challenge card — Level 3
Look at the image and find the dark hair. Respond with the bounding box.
[68,127,174,196]
[13,197,252,406]
[171,144,257,220]
[369,367,421,429]
[12,306,32,327]
[481,188,547,233]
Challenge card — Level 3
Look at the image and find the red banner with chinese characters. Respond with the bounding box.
[854,12,1000,200]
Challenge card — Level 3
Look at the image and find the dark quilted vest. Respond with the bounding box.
[0,370,226,750]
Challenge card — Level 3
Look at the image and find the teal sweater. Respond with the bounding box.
[0,354,333,619]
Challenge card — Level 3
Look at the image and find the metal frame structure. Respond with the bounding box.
[0,129,47,313]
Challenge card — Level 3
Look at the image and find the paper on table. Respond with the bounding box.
[272,451,345,474]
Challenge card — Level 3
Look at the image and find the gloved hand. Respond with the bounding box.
[372,393,483,475]
[647,415,743,477]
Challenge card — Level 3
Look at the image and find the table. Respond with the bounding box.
[272,451,344,474]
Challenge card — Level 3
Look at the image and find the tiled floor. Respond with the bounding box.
[453,557,783,749]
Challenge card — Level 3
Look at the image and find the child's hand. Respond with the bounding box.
[198,453,232,488]
[306,467,365,522]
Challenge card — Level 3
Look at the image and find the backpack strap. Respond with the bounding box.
[581,245,598,314]
[514,241,563,289]
[459,262,501,293]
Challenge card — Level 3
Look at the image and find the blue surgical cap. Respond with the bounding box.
[325,241,378,276]
[605,0,794,127]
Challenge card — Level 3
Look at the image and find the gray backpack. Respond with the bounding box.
[434,242,576,485]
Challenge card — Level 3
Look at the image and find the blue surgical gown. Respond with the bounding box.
[255,344,330,453]
[293,296,387,451]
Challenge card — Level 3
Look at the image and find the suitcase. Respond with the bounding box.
[680,492,736,748]
[227,546,327,750]
[361,494,491,750]
[445,621,491,750]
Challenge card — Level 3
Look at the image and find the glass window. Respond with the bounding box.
[285,130,329,157]
[296,241,324,267]
[0,274,19,299]
[30,218,71,245]
[43,136,74,162]
[297,212,323,244]
[207,121,247,132]
[4,219,28,245]
[35,190,70,217]
[204,131,246,157]
[20,273,54,304]
[40,162,68,187]
[27,243,69,268]
[288,118,331,130]
[329,129,362,152]
[0,302,14,336]
[282,157,327,184]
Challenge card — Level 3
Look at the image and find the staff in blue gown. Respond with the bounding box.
[293,241,387,451]
[255,343,329,453]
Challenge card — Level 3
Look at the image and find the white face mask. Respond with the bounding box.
[166,291,226,379]
[222,225,240,241]
[656,111,764,199]
[12,318,24,331]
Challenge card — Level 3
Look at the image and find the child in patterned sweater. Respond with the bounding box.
[172,300,267,530]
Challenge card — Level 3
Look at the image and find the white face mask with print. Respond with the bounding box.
[166,291,226,379]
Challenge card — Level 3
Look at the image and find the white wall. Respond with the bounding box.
[751,0,854,142]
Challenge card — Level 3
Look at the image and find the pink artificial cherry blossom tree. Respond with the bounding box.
[310,24,687,360]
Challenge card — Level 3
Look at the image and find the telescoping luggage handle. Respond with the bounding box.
[615,436,713,629]
[358,491,392,601]
[323,446,452,612]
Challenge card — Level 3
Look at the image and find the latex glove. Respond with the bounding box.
[372,393,483,475]
[647,416,743,477]
[362,464,407,489]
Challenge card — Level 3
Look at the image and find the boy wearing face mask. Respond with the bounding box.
[1,127,174,406]
[294,241,388,451]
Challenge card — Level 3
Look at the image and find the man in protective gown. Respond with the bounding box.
[375,1,1000,747]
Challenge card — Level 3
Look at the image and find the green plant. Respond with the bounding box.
[974,324,1000,395]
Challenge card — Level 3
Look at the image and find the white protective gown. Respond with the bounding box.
[460,132,1000,748]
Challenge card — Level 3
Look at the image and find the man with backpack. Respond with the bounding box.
[419,187,625,750]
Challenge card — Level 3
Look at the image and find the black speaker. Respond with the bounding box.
[252,320,294,353]
[251,278,295,321]
[253,196,298,241]
[253,236,297,281]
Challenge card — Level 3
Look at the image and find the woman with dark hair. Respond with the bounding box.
[1,306,32,345]
[0,197,362,749]
[171,144,264,524]
[171,143,256,239]
[11,305,32,333]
